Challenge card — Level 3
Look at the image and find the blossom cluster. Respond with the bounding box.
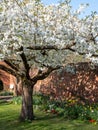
[0,0,98,66]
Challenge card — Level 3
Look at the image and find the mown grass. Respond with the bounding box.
[0,103,98,130]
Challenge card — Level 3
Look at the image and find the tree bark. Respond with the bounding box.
[20,80,34,121]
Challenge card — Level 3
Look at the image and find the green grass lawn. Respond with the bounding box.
[0,103,98,130]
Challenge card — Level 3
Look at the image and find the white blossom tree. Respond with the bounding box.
[0,0,98,121]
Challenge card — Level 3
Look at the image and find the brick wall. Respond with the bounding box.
[1,61,98,104]
[35,62,98,104]
[0,61,16,91]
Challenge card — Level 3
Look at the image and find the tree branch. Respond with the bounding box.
[26,42,76,50]
[92,54,98,57]
[26,45,57,50]
[4,59,19,71]
[32,65,62,82]
[33,57,50,68]
[19,46,30,79]
[0,64,18,77]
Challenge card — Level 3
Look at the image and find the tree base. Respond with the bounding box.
[19,115,35,122]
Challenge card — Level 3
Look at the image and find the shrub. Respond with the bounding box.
[12,96,22,105]
[64,104,83,119]
[55,107,65,116]
[0,91,13,96]
[33,94,43,105]
[40,95,98,122]
[63,103,98,122]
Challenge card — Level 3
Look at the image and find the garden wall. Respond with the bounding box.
[0,61,16,92]
[1,61,98,104]
[35,62,98,104]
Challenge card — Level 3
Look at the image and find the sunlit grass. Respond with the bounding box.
[0,103,98,130]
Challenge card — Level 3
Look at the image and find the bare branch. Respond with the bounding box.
[92,54,98,57]
[26,45,58,50]
[4,59,19,71]
[19,46,30,79]
[26,41,76,50]
[0,64,18,77]
[31,65,62,82]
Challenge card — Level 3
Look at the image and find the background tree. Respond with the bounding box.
[0,0,98,121]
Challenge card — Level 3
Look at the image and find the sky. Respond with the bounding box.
[42,0,98,17]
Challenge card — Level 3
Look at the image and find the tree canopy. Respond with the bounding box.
[0,0,98,74]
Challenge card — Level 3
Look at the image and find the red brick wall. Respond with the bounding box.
[1,61,98,104]
[0,61,16,91]
[35,62,98,104]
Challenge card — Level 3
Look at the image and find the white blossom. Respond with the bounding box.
[0,0,98,66]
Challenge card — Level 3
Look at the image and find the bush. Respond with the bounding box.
[33,94,43,105]
[63,103,98,122]
[55,107,65,116]
[12,96,22,105]
[64,104,85,120]
[38,94,98,122]
[0,91,13,96]
[35,93,51,110]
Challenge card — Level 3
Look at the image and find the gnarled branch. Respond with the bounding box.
[19,46,30,79]
[0,64,18,77]
[31,65,62,83]
[4,59,19,71]
[26,42,76,50]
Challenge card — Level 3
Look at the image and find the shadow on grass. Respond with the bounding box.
[34,112,60,121]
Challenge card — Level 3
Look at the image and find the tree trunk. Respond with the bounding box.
[20,80,34,121]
